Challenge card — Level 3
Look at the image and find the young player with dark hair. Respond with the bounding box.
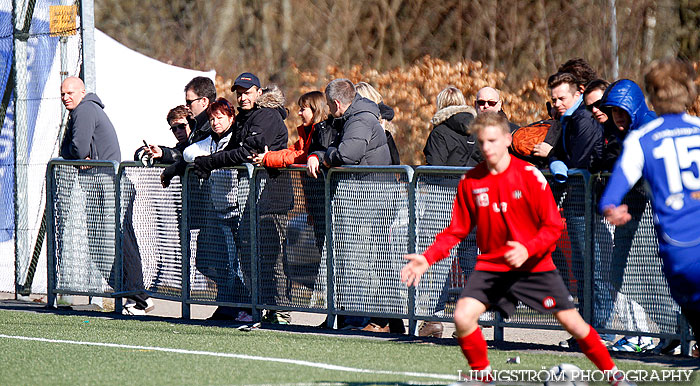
[401,112,633,385]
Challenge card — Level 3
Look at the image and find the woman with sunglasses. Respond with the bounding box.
[584,80,618,173]
[136,105,195,167]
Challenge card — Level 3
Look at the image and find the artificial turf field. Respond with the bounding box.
[0,308,695,385]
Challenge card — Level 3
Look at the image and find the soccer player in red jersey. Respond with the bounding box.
[401,112,632,385]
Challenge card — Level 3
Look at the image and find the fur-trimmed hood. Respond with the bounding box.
[431,105,476,126]
[256,84,286,110]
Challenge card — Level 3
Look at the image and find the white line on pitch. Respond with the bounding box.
[0,334,456,381]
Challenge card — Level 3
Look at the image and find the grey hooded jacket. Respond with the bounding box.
[60,93,121,162]
[321,95,391,166]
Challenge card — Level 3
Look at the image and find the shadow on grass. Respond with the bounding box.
[1,298,698,370]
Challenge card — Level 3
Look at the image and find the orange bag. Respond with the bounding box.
[510,119,557,157]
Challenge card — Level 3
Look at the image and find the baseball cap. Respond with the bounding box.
[232,72,260,91]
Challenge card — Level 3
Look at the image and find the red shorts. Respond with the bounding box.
[460,269,575,318]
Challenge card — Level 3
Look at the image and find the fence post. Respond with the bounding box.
[324,169,336,329]
[680,313,690,356]
[493,313,504,342]
[113,162,123,314]
[583,173,594,324]
[247,164,260,322]
[407,168,417,336]
[45,161,56,308]
[180,168,191,319]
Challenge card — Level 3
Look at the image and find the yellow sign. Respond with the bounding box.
[50,5,77,37]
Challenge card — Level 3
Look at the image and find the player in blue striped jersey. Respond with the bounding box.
[599,59,700,346]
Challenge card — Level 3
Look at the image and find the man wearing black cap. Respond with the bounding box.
[191,72,288,177]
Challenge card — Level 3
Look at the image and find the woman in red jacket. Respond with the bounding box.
[252,91,329,168]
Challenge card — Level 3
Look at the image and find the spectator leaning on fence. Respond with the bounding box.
[183,97,250,322]
[190,73,291,323]
[401,112,633,386]
[311,79,392,331]
[424,86,481,167]
[253,91,332,168]
[600,58,700,358]
[599,78,688,355]
[59,76,154,315]
[122,106,197,316]
[184,76,216,143]
[191,73,288,178]
[135,105,195,167]
[310,78,391,170]
[251,91,335,324]
[547,71,603,179]
[59,76,120,162]
[160,77,217,187]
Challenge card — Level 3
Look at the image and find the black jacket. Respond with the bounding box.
[190,110,213,144]
[210,88,288,168]
[60,93,121,162]
[423,105,482,166]
[590,119,621,173]
[550,100,603,169]
[134,116,198,165]
[307,117,339,155]
[379,102,400,165]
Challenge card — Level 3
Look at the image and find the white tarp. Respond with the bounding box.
[95,29,216,161]
[0,22,215,293]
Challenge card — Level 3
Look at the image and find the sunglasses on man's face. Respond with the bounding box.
[185,97,203,106]
[586,100,602,111]
[170,123,188,132]
[476,99,499,107]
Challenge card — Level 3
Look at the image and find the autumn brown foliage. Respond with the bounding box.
[215,56,700,165]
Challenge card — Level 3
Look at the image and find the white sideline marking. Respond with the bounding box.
[0,334,456,381]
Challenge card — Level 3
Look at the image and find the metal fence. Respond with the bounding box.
[46,160,691,348]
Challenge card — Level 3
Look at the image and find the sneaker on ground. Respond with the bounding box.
[124,299,137,308]
[361,323,390,333]
[418,321,444,338]
[609,337,642,352]
[122,306,146,316]
[141,298,155,313]
[559,336,579,349]
[262,310,290,325]
[648,338,681,355]
[235,311,253,322]
[560,336,615,350]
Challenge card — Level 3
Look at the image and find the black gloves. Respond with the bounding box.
[193,155,215,180]
[160,166,176,188]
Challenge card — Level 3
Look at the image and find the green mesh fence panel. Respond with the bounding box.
[119,163,182,299]
[49,161,117,295]
[329,168,410,316]
[185,166,252,307]
[255,167,327,311]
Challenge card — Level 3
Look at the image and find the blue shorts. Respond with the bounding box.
[658,242,700,312]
